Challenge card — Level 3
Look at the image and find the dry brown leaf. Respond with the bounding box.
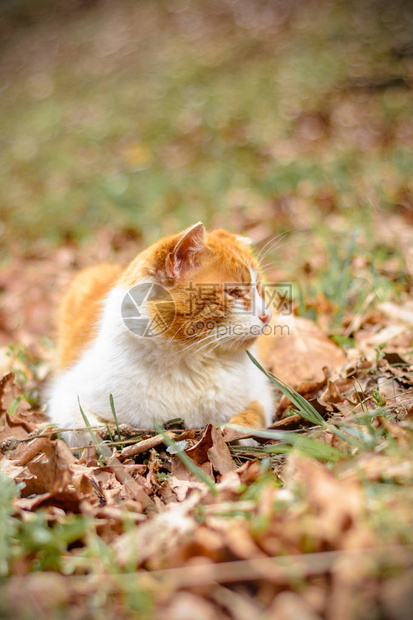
[0,372,14,413]
[215,470,243,497]
[160,592,221,620]
[185,424,236,475]
[209,519,266,561]
[380,569,413,620]
[355,324,409,351]
[339,453,412,484]
[318,380,346,411]
[171,526,227,566]
[107,452,153,510]
[185,424,216,465]
[258,314,345,388]
[328,551,375,620]
[269,591,322,620]
[378,301,413,326]
[0,373,38,443]
[17,438,76,496]
[210,585,263,620]
[278,371,329,416]
[0,456,27,480]
[268,414,304,430]
[205,426,236,474]
[7,438,88,512]
[4,573,69,618]
[169,456,214,502]
[114,492,199,568]
[284,455,375,550]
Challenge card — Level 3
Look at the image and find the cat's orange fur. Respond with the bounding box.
[53,224,273,436]
[57,264,122,369]
[58,229,263,368]
[229,400,266,428]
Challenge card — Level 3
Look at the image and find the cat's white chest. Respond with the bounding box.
[77,336,251,428]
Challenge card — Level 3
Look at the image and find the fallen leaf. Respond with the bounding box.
[4,573,69,618]
[284,455,375,550]
[107,452,154,510]
[18,438,76,496]
[269,591,322,620]
[169,456,213,501]
[114,493,199,568]
[378,301,413,326]
[0,373,38,443]
[160,591,220,620]
[258,314,345,388]
[186,425,236,475]
[0,456,26,480]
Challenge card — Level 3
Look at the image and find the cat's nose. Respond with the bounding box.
[259,310,272,324]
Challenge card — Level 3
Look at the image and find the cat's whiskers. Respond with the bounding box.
[256,232,289,264]
[260,261,273,272]
[163,331,219,362]
[176,328,242,361]
[164,316,195,345]
[257,241,289,267]
[255,232,288,261]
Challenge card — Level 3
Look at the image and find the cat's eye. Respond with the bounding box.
[227,288,243,299]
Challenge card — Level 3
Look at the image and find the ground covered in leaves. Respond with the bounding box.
[0,323,413,619]
[1,223,412,620]
[1,0,413,618]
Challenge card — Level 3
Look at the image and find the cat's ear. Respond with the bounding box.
[166,222,206,279]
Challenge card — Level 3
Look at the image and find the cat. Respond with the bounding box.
[47,222,275,447]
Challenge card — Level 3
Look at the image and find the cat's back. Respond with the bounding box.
[57,263,122,370]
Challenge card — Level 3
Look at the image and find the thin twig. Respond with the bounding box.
[60,545,413,591]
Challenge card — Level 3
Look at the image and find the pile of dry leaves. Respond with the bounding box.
[0,220,413,618]
[0,285,413,618]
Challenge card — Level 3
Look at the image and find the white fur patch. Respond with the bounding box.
[249,266,271,322]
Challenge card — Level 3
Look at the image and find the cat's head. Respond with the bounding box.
[120,222,272,352]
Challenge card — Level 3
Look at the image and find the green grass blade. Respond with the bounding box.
[153,421,218,495]
[8,396,22,416]
[78,397,100,445]
[247,351,362,448]
[247,351,325,425]
[106,425,115,443]
[266,436,343,462]
[109,394,122,445]
[226,424,345,462]
[77,397,108,462]
[0,474,17,577]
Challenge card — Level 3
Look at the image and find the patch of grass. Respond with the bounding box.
[1,1,413,256]
[227,424,345,462]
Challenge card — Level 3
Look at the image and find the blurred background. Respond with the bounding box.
[0,0,412,343]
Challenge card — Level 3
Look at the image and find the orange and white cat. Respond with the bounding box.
[48,223,274,447]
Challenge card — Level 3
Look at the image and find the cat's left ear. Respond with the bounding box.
[166,222,206,279]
